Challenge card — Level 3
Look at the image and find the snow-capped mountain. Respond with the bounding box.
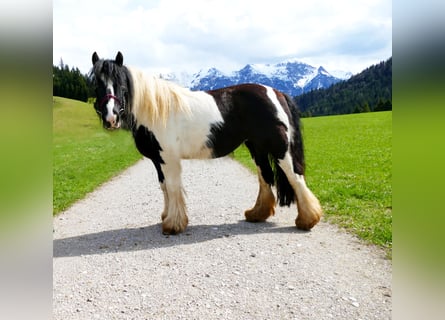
[163,60,351,97]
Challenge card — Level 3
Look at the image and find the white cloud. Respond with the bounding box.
[53,0,392,75]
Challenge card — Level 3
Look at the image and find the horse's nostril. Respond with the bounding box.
[106,113,117,125]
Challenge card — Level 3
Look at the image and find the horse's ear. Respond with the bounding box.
[116,51,123,66]
[92,52,99,65]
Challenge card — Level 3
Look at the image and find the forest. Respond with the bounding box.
[53,60,91,102]
[295,58,392,117]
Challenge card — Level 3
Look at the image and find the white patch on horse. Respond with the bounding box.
[264,85,292,141]
[150,90,224,159]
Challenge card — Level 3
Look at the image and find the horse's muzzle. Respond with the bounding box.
[106,122,121,130]
[105,113,121,130]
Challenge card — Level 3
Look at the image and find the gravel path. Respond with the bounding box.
[53,157,391,319]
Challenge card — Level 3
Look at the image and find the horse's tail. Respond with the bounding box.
[274,94,305,207]
[285,93,305,175]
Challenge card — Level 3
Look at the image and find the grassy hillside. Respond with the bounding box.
[233,111,392,253]
[53,97,141,214]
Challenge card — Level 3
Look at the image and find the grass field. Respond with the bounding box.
[53,97,141,214]
[233,111,392,253]
[54,97,391,253]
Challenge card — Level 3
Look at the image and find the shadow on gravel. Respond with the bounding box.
[54,220,309,258]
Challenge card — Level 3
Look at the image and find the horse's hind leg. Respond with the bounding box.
[244,144,276,222]
[160,158,188,234]
[278,152,322,230]
[244,166,276,222]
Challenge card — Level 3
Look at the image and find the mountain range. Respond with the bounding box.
[163,60,352,97]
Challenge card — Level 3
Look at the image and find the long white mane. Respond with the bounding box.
[129,68,193,127]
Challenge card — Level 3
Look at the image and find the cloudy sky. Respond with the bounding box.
[53,0,392,76]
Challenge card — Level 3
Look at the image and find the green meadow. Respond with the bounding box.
[234,111,392,253]
[53,97,141,213]
[53,97,391,253]
[304,112,391,252]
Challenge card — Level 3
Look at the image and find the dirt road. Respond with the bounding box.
[53,157,391,319]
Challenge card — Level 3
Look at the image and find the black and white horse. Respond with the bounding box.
[90,52,322,234]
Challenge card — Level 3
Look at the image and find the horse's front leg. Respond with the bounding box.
[160,182,169,222]
[160,158,188,235]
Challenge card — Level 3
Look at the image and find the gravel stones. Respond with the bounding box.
[54,158,391,319]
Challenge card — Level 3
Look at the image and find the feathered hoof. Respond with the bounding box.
[245,206,275,222]
[295,209,322,231]
[162,215,188,235]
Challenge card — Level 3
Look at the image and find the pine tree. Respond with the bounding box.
[53,61,90,102]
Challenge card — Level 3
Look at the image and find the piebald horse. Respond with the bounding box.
[90,52,322,234]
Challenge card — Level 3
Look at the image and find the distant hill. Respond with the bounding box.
[295,58,392,117]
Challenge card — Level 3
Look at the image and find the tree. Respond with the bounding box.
[53,62,89,102]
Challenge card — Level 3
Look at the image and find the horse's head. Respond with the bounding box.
[90,51,131,130]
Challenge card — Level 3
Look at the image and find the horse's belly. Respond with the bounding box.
[180,146,213,159]
[154,117,214,160]
[178,127,213,159]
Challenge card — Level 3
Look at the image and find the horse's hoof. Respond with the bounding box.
[245,207,274,222]
[295,215,320,230]
[162,227,178,235]
[162,224,182,235]
[162,216,188,235]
